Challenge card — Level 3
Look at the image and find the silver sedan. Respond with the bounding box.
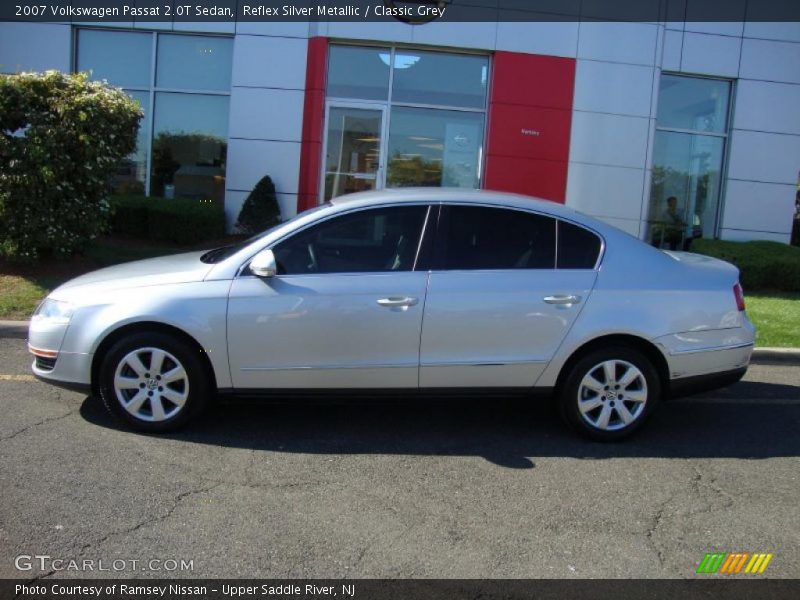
[29,189,755,440]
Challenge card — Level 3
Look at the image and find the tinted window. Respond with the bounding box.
[273,206,428,275]
[440,206,555,270]
[557,221,602,269]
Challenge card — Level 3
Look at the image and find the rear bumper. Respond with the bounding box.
[668,366,747,399]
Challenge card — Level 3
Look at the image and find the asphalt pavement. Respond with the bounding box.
[0,337,798,579]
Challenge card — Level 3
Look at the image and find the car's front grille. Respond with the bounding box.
[35,355,57,371]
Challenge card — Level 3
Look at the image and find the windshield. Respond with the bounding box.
[200,203,331,264]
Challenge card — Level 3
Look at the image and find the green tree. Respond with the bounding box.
[236,175,281,235]
[0,71,143,260]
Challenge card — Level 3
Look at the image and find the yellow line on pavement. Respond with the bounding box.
[0,374,36,382]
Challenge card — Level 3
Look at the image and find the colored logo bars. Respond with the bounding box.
[697,552,774,574]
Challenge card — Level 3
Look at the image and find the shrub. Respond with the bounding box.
[109,195,225,245]
[692,239,800,293]
[0,71,143,260]
[236,175,281,235]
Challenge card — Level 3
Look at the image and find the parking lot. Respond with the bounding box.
[1,335,798,579]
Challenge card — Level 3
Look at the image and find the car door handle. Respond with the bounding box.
[377,297,419,308]
[543,295,581,305]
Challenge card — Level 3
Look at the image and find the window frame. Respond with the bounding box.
[323,43,491,200]
[73,27,233,197]
[246,203,437,277]
[431,203,604,272]
[650,72,735,241]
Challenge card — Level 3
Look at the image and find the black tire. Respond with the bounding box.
[98,331,209,432]
[558,346,661,442]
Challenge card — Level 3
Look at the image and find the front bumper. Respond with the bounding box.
[29,319,93,391]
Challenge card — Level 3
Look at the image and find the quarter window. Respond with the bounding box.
[439,206,556,270]
[273,206,429,275]
[557,221,601,269]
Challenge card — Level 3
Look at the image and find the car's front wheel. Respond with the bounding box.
[559,346,661,441]
[98,332,209,432]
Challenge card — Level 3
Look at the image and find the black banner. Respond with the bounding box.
[3,0,800,23]
[2,580,800,600]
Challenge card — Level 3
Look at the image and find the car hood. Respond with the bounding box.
[52,251,214,298]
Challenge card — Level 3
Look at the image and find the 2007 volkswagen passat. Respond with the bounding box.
[29,189,755,441]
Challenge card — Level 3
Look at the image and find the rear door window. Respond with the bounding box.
[437,205,556,270]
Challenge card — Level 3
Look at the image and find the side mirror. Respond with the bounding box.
[249,249,277,278]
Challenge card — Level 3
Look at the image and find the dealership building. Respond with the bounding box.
[1,13,799,245]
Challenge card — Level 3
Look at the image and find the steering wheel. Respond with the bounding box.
[306,242,319,272]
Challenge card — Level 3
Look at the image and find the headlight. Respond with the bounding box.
[32,298,75,324]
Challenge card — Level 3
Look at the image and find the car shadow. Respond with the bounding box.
[78,381,800,469]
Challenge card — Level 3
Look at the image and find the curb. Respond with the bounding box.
[0,321,28,340]
[751,347,800,365]
[1,320,799,364]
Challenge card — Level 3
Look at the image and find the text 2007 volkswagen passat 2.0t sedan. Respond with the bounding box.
[29,189,755,441]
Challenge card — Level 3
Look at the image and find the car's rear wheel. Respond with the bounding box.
[559,346,661,441]
[98,332,209,432]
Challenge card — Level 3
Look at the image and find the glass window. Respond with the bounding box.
[77,30,151,88]
[392,51,488,109]
[77,30,233,198]
[110,91,149,195]
[324,45,490,200]
[648,75,731,249]
[557,221,601,269]
[273,206,429,274]
[324,107,382,201]
[151,93,229,202]
[656,74,730,133]
[387,107,484,189]
[327,46,390,101]
[156,34,233,91]
[649,131,725,246]
[440,206,556,270]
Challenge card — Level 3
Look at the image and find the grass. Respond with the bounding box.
[746,294,800,348]
[0,274,50,320]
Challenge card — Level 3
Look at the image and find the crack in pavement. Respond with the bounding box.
[0,408,75,443]
[75,482,223,559]
[643,462,738,575]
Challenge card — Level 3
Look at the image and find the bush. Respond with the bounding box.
[109,195,225,245]
[692,238,800,292]
[236,175,281,235]
[0,71,143,260]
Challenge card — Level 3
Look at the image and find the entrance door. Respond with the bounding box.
[322,104,386,202]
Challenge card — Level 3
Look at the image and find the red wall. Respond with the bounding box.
[297,37,328,212]
[484,52,576,203]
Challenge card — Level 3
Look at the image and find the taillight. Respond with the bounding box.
[733,282,746,311]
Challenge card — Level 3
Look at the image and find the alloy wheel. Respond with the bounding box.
[113,347,189,422]
[577,359,648,431]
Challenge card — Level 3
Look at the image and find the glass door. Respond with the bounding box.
[322,104,386,202]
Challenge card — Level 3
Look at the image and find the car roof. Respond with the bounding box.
[329,187,596,226]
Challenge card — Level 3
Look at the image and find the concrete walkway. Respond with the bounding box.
[3,319,798,364]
